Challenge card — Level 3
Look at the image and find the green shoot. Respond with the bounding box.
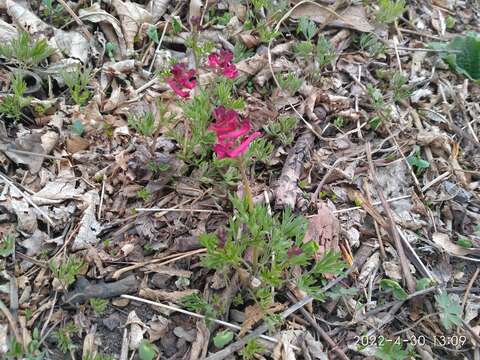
[54,322,78,353]
[293,41,314,58]
[264,116,298,145]
[105,42,117,61]
[89,298,108,316]
[62,66,92,106]
[391,72,411,102]
[435,291,462,330]
[376,0,406,24]
[0,74,31,121]
[257,21,280,43]
[297,17,316,41]
[241,339,265,360]
[379,279,408,300]
[278,72,303,94]
[358,33,386,57]
[49,255,85,289]
[233,42,254,62]
[147,25,159,43]
[0,31,54,67]
[128,112,156,137]
[247,138,274,164]
[137,187,151,202]
[316,35,336,68]
[0,234,15,257]
[182,293,219,324]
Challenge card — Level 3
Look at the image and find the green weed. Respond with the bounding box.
[89,298,108,316]
[241,339,265,360]
[0,74,31,122]
[358,33,386,57]
[0,234,15,257]
[264,116,298,145]
[128,111,156,137]
[54,322,78,354]
[62,66,92,106]
[137,187,151,202]
[376,0,406,24]
[278,72,303,94]
[0,31,54,67]
[49,255,85,289]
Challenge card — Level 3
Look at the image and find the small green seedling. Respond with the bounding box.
[49,255,85,289]
[89,298,108,316]
[316,35,336,68]
[380,279,408,300]
[264,116,298,145]
[457,237,474,248]
[62,66,92,106]
[278,72,303,94]
[358,33,386,57]
[0,74,32,121]
[128,112,156,137]
[241,339,265,360]
[213,330,234,348]
[0,234,15,257]
[54,322,78,354]
[375,340,411,360]
[138,340,158,360]
[147,25,159,43]
[376,0,406,24]
[0,31,54,67]
[137,187,151,202]
[435,291,462,330]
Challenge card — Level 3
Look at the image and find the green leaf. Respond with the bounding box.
[432,33,480,82]
[213,330,234,348]
[138,340,157,360]
[380,279,408,300]
[375,340,409,360]
[415,278,432,291]
[312,251,345,275]
[435,291,463,330]
[457,237,474,248]
[147,26,159,43]
[0,235,15,257]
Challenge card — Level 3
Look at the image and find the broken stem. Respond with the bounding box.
[237,157,254,213]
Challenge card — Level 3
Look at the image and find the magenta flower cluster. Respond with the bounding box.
[165,64,196,98]
[207,50,238,79]
[210,106,260,159]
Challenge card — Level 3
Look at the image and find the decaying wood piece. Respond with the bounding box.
[63,274,138,306]
[275,132,315,210]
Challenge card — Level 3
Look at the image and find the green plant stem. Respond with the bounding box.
[237,157,254,213]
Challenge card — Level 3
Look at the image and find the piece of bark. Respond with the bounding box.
[62,275,138,306]
[303,202,340,258]
[275,132,315,210]
[139,288,199,304]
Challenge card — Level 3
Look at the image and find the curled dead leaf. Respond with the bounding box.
[303,202,340,258]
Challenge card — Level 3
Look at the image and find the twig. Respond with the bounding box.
[365,143,416,294]
[0,299,21,343]
[286,292,349,360]
[120,294,291,348]
[308,194,411,216]
[462,268,480,316]
[56,0,93,40]
[135,207,225,214]
[112,248,206,279]
[2,148,65,160]
[98,177,106,219]
[0,172,55,226]
[149,18,171,73]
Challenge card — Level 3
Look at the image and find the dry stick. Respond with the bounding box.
[56,0,93,40]
[0,172,55,226]
[462,268,480,316]
[205,268,354,360]
[0,299,21,343]
[119,294,291,348]
[363,180,386,259]
[365,143,416,294]
[2,148,65,160]
[286,292,349,360]
[112,248,206,279]
[135,207,225,214]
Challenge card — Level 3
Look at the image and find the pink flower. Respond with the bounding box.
[208,50,238,79]
[210,106,261,159]
[166,64,196,98]
[287,247,303,258]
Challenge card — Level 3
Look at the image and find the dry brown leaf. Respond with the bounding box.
[79,3,127,57]
[238,303,285,337]
[147,0,170,23]
[303,202,340,258]
[112,0,152,52]
[66,136,90,154]
[432,232,480,257]
[291,4,374,33]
